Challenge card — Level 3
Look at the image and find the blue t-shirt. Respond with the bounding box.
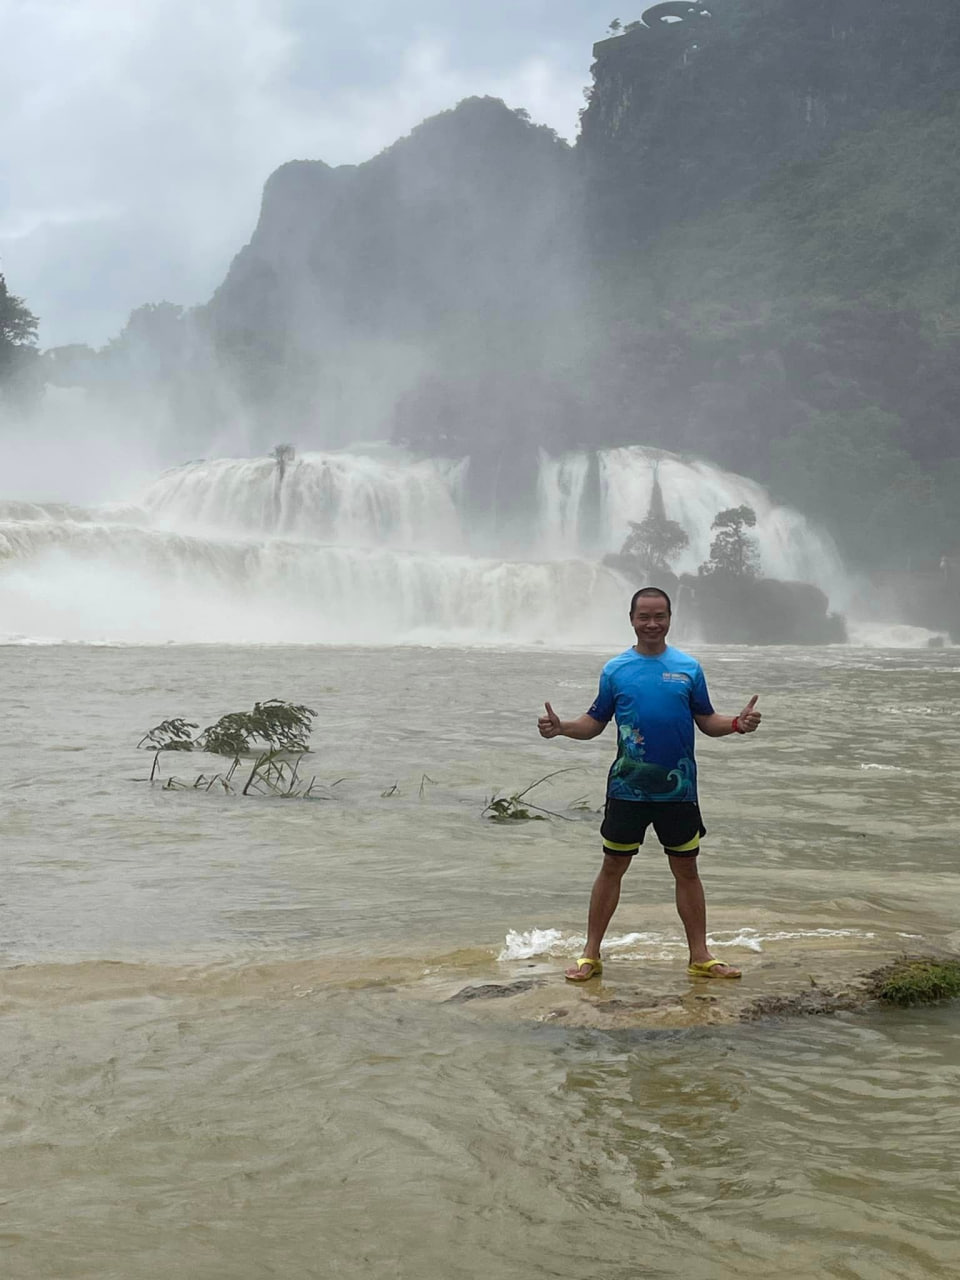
[587,645,714,803]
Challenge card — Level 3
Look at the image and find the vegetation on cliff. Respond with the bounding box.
[576,4,960,571]
[578,96,960,568]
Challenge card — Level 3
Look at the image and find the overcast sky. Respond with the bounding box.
[0,0,612,348]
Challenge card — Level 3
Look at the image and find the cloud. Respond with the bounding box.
[0,0,597,347]
[0,204,122,242]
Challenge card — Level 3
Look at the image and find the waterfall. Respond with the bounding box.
[0,445,851,645]
[0,520,632,645]
[143,453,467,553]
[536,449,846,590]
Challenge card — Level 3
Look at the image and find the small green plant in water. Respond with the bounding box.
[483,793,547,822]
[482,769,580,822]
[869,956,960,1007]
[198,700,317,756]
[137,719,198,751]
[160,751,327,799]
[241,749,318,798]
[568,795,603,813]
[139,700,319,791]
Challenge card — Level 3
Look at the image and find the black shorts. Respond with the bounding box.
[601,798,706,858]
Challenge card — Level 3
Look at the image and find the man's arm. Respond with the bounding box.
[538,702,608,740]
[695,694,761,738]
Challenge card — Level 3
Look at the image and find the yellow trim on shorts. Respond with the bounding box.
[664,832,701,853]
[603,839,641,852]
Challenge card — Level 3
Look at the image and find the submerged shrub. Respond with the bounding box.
[139,702,316,756]
[137,718,199,751]
[197,700,317,756]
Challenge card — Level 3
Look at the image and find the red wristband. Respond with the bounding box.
[732,716,746,734]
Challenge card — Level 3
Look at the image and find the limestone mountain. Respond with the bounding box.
[203,96,583,450]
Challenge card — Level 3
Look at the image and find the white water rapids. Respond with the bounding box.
[0,444,860,645]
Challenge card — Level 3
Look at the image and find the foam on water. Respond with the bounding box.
[847,621,951,648]
[497,925,877,961]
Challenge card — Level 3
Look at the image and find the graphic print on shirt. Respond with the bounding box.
[610,723,697,800]
[586,645,714,804]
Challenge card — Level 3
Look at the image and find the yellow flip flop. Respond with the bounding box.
[565,956,603,982]
[688,959,741,980]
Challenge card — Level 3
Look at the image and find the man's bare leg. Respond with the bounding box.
[667,853,740,977]
[564,853,632,979]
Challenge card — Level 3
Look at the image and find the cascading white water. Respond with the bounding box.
[142,446,845,580]
[0,521,636,645]
[0,444,859,645]
[536,448,847,593]
[143,453,467,553]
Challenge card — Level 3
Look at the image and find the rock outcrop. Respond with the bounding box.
[601,558,846,644]
[682,573,847,644]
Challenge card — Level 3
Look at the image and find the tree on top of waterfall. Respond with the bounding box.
[619,470,689,572]
[699,505,760,578]
[271,443,295,481]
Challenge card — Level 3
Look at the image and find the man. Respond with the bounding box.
[537,587,761,982]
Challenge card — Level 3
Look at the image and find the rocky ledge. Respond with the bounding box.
[435,951,960,1030]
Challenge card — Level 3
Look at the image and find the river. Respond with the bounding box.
[1,641,958,1279]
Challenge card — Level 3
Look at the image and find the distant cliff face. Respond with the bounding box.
[203,97,582,446]
[580,0,960,247]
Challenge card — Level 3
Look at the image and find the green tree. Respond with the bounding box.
[271,443,296,481]
[0,272,41,408]
[699,504,760,577]
[0,274,38,349]
[619,470,689,571]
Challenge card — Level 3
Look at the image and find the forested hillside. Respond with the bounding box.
[575,98,960,569]
[558,0,960,570]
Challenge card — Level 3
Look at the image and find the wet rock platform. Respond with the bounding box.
[432,941,960,1030]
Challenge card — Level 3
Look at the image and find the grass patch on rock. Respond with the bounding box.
[865,956,960,1008]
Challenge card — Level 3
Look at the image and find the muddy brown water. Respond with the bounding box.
[1,643,959,1279]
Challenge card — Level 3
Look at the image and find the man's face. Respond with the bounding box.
[631,597,671,647]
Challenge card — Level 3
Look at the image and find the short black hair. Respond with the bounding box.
[630,587,672,616]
